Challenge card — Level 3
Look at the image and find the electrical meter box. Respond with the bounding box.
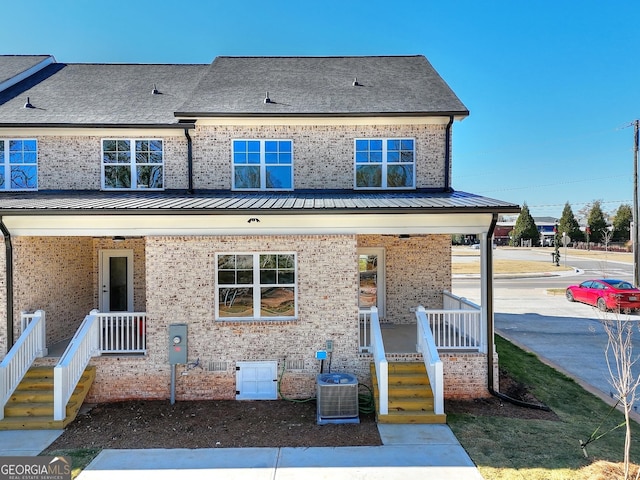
[168,324,187,365]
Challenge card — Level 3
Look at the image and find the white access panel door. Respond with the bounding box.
[236,361,278,400]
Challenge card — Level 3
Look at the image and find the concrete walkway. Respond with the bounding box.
[0,424,483,480]
[73,424,483,480]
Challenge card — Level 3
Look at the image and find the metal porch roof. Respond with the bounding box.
[0,190,520,216]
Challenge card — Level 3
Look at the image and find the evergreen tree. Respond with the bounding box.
[512,203,539,246]
[612,204,633,242]
[586,200,608,243]
[558,202,583,243]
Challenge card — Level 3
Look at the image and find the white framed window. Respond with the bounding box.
[102,139,164,190]
[232,139,293,190]
[354,138,415,189]
[0,139,37,190]
[216,253,297,321]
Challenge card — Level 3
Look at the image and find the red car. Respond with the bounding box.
[566,279,640,312]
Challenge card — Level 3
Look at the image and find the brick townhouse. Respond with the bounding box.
[0,54,519,427]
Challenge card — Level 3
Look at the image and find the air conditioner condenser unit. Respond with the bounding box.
[316,373,360,425]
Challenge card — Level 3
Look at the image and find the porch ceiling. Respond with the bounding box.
[2,212,497,236]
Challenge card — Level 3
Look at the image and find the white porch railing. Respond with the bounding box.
[427,291,483,351]
[98,312,147,354]
[416,306,444,415]
[443,289,480,311]
[0,310,47,420]
[359,308,372,352]
[369,306,388,415]
[54,310,101,421]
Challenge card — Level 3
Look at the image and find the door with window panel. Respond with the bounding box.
[358,248,385,319]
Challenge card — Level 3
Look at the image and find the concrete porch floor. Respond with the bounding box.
[45,338,71,357]
[379,323,418,353]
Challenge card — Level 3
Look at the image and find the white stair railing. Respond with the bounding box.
[53,310,100,421]
[369,306,388,415]
[416,306,444,415]
[0,310,46,420]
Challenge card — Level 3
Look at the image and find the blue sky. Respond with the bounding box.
[1,0,637,220]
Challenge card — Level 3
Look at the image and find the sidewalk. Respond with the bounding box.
[0,424,483,479]
[73,424,483,480]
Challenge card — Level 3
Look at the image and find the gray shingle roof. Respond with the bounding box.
[0,55,468,124]
[0,190,519,215]
[0,63,208,126]
[177,56,469,117]
[0,55,52,89]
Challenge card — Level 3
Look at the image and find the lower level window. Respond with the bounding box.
[216,253,297,320]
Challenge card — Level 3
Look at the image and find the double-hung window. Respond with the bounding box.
[216,253,297,320]
[0,139,37,190]
[232,139,293,190]
[354,138,415,189]
[102,139,164,190]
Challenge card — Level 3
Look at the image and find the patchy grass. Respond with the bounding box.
[538,247,633,264]
[42,448,100,479]
[448,336,640,480]
[452,259,573,275]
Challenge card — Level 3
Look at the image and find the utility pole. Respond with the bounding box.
[634,120,639,287]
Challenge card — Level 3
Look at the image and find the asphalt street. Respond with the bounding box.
[453,248,640,413]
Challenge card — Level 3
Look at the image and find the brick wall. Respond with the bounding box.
[441,351,496,399]
[192,124,446,190]
[86,234,363,401]
[13,237,94,344]
[31,126,444,192]
[7,237,146,346]
[358,235,451,323]
[36,136,188,190]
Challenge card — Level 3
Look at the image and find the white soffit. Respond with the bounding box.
[3,212,495,236]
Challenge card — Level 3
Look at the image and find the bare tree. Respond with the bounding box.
[601,315,640,480]
[603,229,614,252]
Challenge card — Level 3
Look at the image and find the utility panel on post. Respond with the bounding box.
[169,324,187,365]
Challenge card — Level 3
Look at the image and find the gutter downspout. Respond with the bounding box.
[184,128,194,194]
[485,213,550,411]
[444,116,454,192]
[0,218,13,353]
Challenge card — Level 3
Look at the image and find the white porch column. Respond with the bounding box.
[479,232,491,355]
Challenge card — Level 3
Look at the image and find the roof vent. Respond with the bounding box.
[264,91,271,104]
[352,77,360,87]
[24,97,34,109]
[152,84,160,95]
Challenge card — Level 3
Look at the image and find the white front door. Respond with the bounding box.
[358,248,385,319]
[100,250,134,312]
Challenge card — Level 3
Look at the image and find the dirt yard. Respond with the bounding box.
[44,369,554,452]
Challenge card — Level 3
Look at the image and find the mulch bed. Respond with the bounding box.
[45,368,556,452]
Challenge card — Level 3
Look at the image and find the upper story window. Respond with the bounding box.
[102,139,164,190]
[216,253,297,321]
[0,139,37,190]
[232,140,293,190]
[354,138,415,189]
